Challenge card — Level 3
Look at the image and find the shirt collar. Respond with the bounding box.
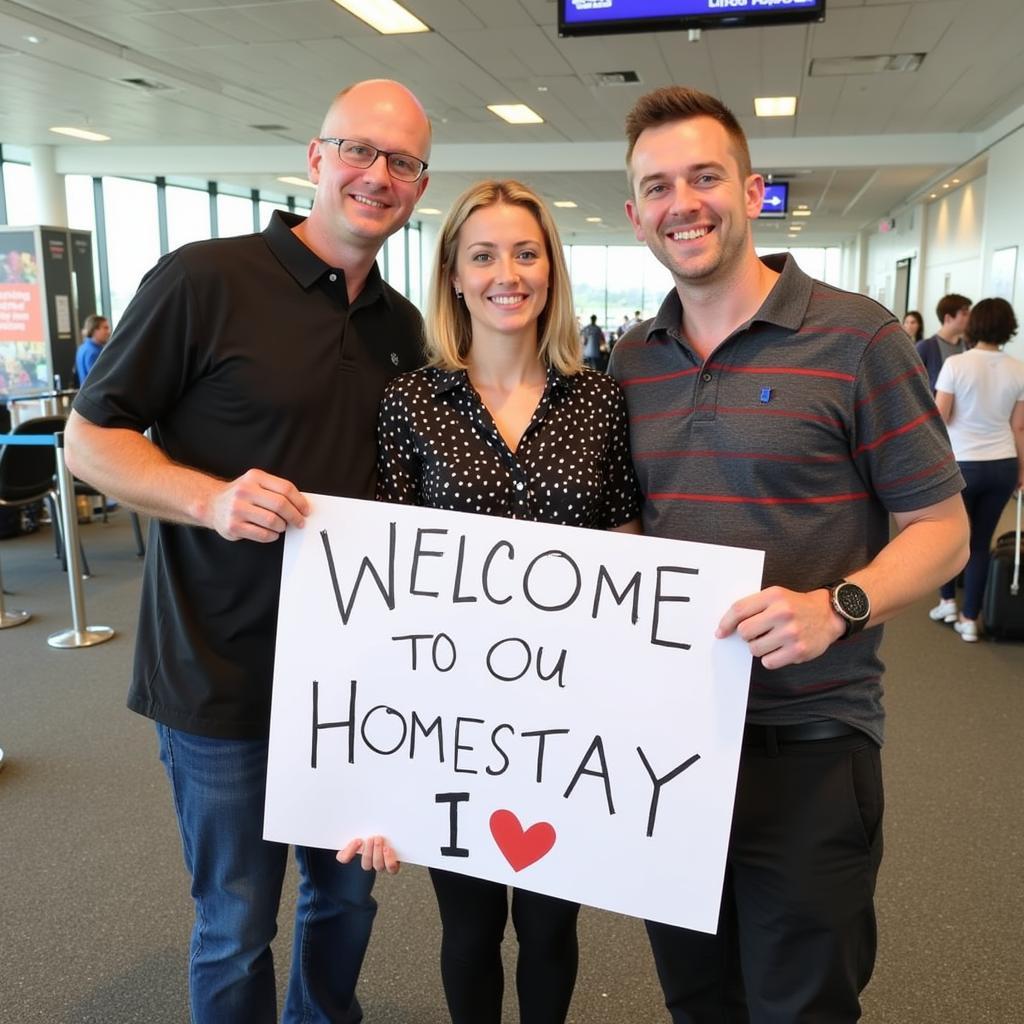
[431,364,574,398]
[263,210,389,307]
[644,252,812,342]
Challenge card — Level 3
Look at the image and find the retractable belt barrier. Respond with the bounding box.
[0,431,114,649]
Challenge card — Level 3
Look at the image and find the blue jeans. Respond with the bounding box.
[940,458,1018,619]
[157,723,377,1024]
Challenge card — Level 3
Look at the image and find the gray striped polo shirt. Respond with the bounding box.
[610,253,964,744]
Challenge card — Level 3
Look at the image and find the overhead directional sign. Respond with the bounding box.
[759,182,789,219]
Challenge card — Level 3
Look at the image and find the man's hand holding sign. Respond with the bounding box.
[264,494,763,933]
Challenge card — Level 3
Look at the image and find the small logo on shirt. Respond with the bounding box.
[759,386,773,404]
[390,352,400,366]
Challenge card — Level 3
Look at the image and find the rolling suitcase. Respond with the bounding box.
[982,490,1024,640]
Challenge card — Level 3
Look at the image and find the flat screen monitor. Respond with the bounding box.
[559,1,826,38]
[759,182,789,219]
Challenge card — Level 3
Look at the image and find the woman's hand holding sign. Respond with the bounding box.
[337,835,401,875]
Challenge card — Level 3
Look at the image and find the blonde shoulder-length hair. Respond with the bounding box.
[425,179,582,375]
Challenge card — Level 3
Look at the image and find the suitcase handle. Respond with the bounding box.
[1013,489,1021,597]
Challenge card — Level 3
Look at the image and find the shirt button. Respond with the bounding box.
[329,273,337,282]
[701,371,712,382]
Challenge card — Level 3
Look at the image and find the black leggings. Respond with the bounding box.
[429,867,580,1024]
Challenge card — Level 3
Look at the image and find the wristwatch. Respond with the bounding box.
[826,580,871,637]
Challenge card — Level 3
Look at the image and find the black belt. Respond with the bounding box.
[743,720,861,749]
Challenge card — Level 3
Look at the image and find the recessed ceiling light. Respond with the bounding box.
[797,204,808,210]
[330,0,430,34]
[952,178,961,184]
[754,96,797,117]
[553,201,578,209]
[49,126,110,142]
[929,193,938,199]
[537,85,548,92]
[487,103,544,125]
[792,209,812,217]
[942,183,950,189]
[416,207,441,215]
[277,176,317,189]
[789,224,803,230]
[585,217,602,223]
[23,34,45,44]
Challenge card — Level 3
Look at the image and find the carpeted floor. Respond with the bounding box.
[1,510,1021,1023]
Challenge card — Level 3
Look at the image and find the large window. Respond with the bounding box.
[102,177,161,321]
[406,223,422,309]
[259,200,290,230]
[756,246,842,284]
[2,161,35,225]
[385,230,407,293]
[566,245,672,335]
[216,192,255,238]
[166,185,212,252]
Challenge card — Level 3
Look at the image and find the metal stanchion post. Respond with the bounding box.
[47,432,114,649]
[0,554,31,628]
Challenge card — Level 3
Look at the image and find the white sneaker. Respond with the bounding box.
[928,599,958,624]
[954,619,980,643]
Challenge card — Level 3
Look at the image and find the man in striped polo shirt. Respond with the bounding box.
[610,86,969,1023]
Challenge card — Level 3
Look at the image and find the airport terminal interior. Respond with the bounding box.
[2,0,1024,1021]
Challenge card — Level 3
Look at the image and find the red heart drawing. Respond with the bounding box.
[489,809,556,872]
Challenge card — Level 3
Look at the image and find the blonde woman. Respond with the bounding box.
[340,180,640,1023]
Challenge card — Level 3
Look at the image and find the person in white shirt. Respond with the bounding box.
[931,297,1024,640]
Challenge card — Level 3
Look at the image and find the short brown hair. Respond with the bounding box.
[426,180,581,376]
[81,314,107,337]
[935,293,971,325]
[625,86,752,180]
[965,298,1018,347]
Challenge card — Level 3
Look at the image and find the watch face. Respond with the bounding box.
[836,583,870,621]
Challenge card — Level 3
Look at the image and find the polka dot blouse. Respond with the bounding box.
[377,366,641,529]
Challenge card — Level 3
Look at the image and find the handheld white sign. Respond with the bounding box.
[265,495,764,933]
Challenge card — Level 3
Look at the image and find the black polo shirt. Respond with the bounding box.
[74,212,425,739]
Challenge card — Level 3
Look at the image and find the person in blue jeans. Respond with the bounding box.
[931,297,1024,641]
[65,79,434,1022]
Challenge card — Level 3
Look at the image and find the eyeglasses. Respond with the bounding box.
[318,137,428,183]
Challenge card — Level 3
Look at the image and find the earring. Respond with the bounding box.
[454,287,463,299]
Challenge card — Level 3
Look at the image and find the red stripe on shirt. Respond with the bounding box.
[632,405,843,427]
[707,362,856,382]
[618,366,701,387]
[648,491,870,505]
[866,321,905,348]
[875,451,959,491]
[854,365,926,410]
[635,449,848,464]
[853,409,941,455]
[796,325,874,341]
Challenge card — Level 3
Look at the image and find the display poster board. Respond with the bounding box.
[0,228,46,396]
[264,495,764,933]
[991,246,1018,303]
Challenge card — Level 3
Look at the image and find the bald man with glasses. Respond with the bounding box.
[65,80,431,1024]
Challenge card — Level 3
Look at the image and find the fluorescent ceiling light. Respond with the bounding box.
[277,176,316,189]
[49,126,110,142]
[487,104,544,125]
[553,201,577,209]
[810,53,924,77]
[754,97,796,118]
[330,0,429,34]
[585,217,602,223]
[416,207,441,215]
[792,209,811,217]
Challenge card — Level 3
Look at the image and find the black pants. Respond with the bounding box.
[647,730,884,1024]
[429,867,580,1024]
